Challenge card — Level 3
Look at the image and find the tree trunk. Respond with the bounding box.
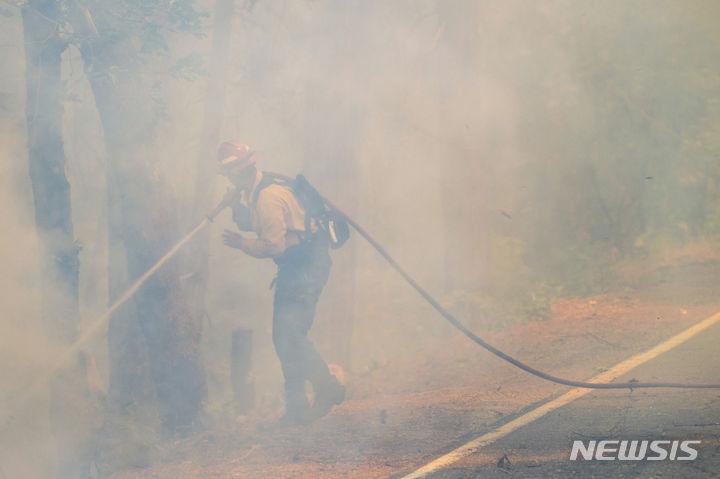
[23,0,78,343]
[231,327,255,414]
[192,0,236,221]
[22,2,91,476]
[78,29,206,436]
[184,0,237,377]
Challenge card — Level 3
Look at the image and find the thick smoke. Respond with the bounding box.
[1,0,719,477]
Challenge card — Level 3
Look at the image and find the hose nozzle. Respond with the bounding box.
[207,187,241,221]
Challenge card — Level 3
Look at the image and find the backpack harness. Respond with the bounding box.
[252,173,350,249]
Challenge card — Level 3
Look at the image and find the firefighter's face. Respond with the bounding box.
[226,165,256,190]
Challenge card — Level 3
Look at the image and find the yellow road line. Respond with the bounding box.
[400,311,720,479]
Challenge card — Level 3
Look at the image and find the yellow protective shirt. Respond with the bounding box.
[241,171,312,258]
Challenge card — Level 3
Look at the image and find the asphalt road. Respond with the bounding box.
[395,314,720,479]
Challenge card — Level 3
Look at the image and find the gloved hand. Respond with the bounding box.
[222,229,245,249]
[207,187,242,221]
[222,186,242,203]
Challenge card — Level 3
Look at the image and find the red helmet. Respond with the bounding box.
[217,141,256,174]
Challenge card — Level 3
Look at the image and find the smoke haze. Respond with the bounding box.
[1,0,720,477]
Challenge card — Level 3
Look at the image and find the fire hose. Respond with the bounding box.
[272,173,720,390]
[17,176,720,404]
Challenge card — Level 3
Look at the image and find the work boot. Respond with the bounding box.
[268,409,310,430]
[269,389,311,430]
[310,378,345,421]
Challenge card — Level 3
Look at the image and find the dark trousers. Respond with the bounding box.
[272,238,333,413]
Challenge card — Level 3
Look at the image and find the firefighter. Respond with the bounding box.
[218,141,345,426]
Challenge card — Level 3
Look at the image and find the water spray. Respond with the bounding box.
[14,189,240,405]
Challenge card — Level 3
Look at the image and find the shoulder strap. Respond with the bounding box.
[251,172,289,207]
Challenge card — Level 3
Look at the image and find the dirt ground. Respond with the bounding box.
[108,259,720,479]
